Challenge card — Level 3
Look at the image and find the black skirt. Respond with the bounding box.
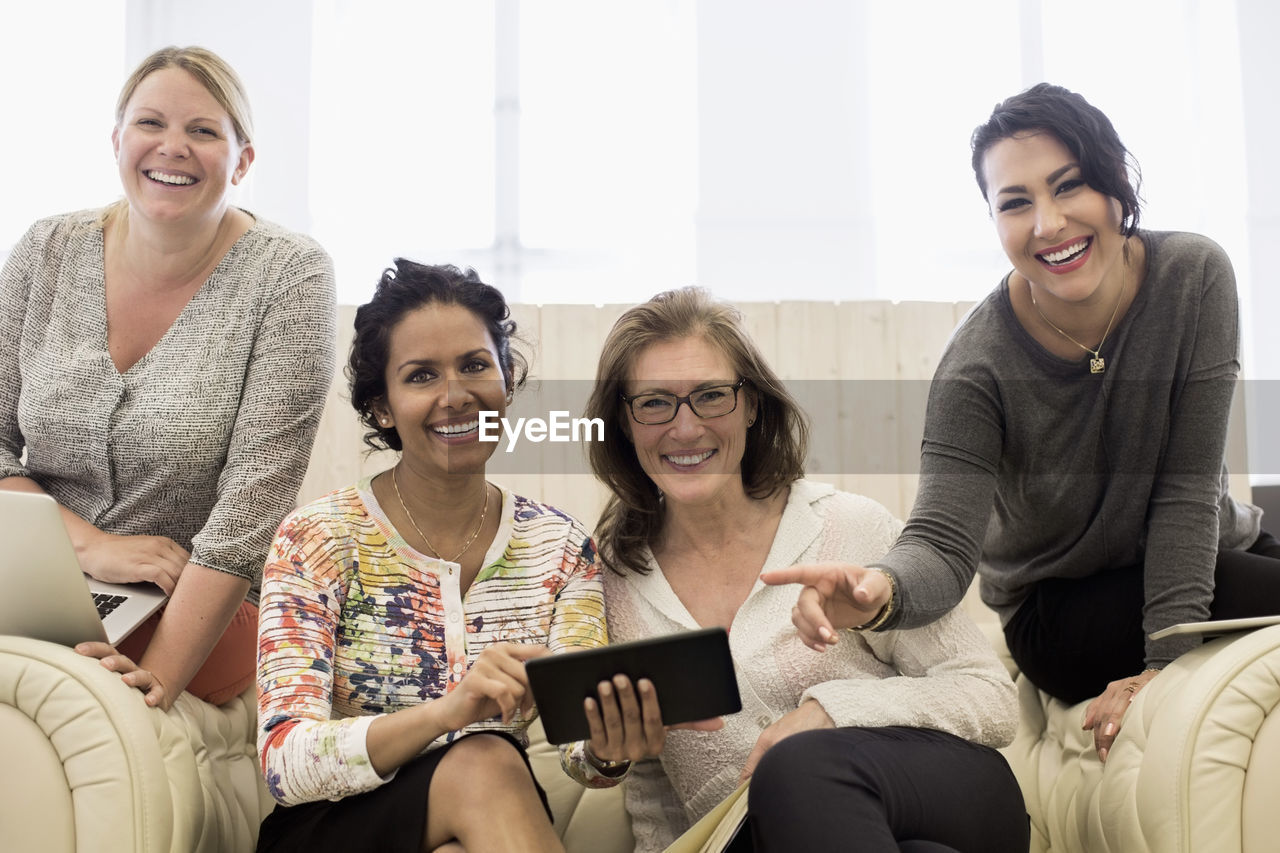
[256,731,551,853]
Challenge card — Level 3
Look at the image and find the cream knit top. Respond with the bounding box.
[604,479,1018,852]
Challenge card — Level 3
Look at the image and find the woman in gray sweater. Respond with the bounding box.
[765,83,1280,762]
[0,47,335,709]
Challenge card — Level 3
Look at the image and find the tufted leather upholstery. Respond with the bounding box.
[997,624,1280,853]
[3,624,1278,853]
[0,633,624,853]
[0,635,270,852]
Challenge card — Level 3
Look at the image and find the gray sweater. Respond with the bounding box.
[874,231,1261,666]
[0,209,336,600]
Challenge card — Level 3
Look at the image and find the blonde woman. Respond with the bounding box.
[0,46,335,708]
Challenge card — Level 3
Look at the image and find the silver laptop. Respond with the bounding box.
[0,490,169,646]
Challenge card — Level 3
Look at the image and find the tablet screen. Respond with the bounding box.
[526,627,742,745]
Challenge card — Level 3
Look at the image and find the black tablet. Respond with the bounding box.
[526,627,742,745]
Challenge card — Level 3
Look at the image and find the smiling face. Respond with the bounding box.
[112,67,253,227]
[374,302,508,479]
[983,131,1127,306]
[624,335,756,510]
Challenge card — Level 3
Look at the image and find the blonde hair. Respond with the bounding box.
[104,46,254,226]
[115,45,253,144]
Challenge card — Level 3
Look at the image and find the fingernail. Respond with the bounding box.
[1104,723,1115,736]
[638,680,651,695]
[1099,748,1108,763]
[584,697,596,712]
[819,627,834,642]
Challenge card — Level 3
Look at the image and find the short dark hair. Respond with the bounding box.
[971,83,1142,236]
[347,259,528,452]
[584,287,809,575]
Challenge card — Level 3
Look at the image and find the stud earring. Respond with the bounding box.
[747,416,756,427]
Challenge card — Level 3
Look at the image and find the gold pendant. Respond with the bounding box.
[1090,357,1106,374]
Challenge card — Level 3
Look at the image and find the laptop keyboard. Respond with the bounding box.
[92,592,128,619]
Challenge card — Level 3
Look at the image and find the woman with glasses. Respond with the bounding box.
[580,287,1027,853]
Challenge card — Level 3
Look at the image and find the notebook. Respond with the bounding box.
[1148,614,1280,641]
[0,490,169,646]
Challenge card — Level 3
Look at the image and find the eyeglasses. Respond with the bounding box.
[621,379,747,425]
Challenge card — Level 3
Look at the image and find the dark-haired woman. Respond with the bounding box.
[766,83,1280,762]
[582,288,1027,853]
[255,260,621,853]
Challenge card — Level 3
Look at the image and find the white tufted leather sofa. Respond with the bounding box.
[0,635,270,853]
[3,607,1278,853]
[998,624,1280,853]
[0,632,625,853]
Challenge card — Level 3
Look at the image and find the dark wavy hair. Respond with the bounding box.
[971,83,1143,237]
[347,259,528,452]
[584,287,809,575]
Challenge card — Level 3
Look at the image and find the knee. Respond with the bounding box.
[436,733,534,795]
[440,733,527,775]
[749,728,838,807]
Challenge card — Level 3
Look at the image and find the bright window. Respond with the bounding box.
[0,2,124,249]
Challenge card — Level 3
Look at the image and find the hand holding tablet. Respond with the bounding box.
[525,627,741,745]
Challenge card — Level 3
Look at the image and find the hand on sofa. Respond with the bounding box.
[74,640,172,708]
[1081,667,1159,761]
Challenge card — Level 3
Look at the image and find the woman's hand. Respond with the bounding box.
[583,675,724,765]
[759,563,891,650]
[74,641,171,708]
[738,699,834,784]
[77,531,189,595]
[1082,668,1160,762]
[584,675,666,764]
[434,643,548,732]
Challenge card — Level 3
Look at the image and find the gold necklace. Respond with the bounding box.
[1029,264,1127,375]
[391,467,491,563]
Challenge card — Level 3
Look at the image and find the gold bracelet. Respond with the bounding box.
[584,742,630,775]
[851,569,896,632]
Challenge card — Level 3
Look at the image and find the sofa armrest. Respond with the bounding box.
[0,635,270,853]
[999,625,1280,853]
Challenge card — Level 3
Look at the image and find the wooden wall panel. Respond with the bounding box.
[835,301,902,515]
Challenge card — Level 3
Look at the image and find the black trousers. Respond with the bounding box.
[1004,531,1280,704]
[745,727,1029,853]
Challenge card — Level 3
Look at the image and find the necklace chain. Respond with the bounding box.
[391,467,490,563]
[1029,264,1127,375]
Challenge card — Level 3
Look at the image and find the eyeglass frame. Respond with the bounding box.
[620,378,749,425]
